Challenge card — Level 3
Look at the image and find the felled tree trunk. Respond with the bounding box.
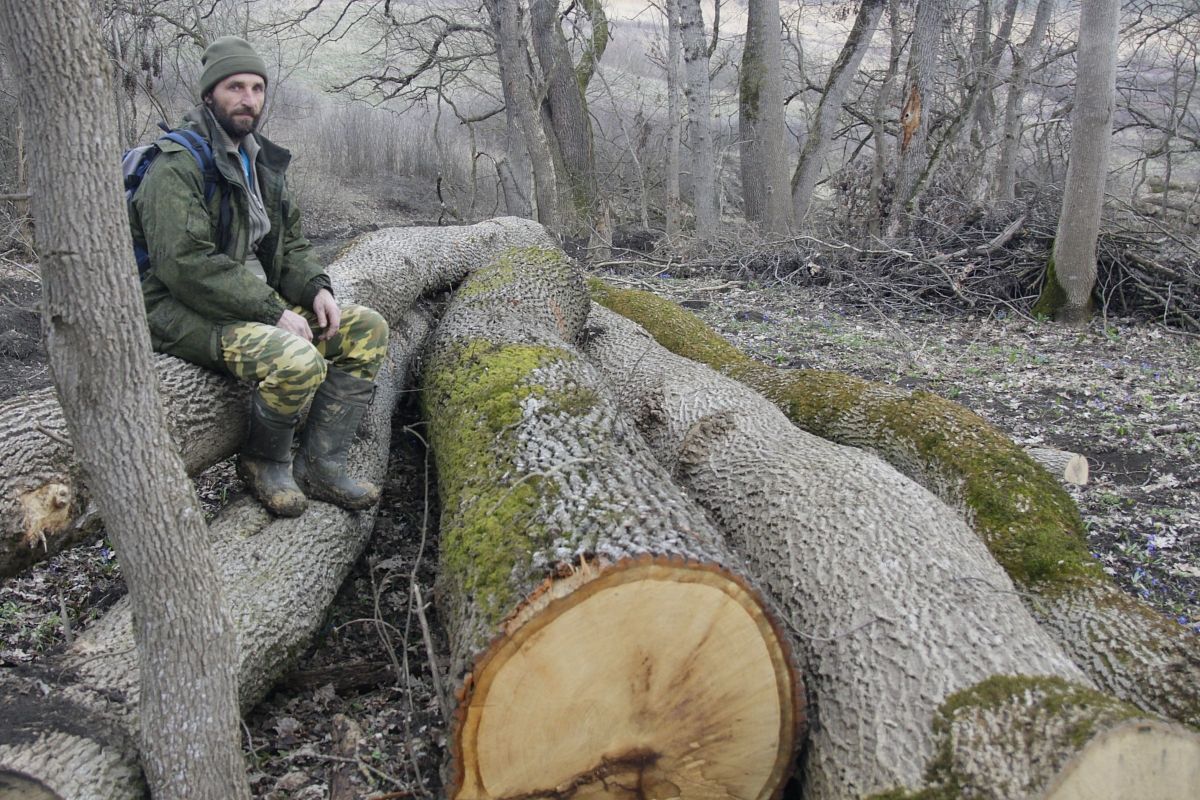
[0,326,422,799]
[582,303,1200,799]
[420,249,801,799]
[591,282,1200,730]
[0,217,554,579]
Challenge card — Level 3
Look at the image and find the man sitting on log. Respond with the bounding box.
[129,36,388,517]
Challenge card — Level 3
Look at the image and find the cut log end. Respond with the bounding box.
[1024,446,1089,486]
[1046,720,1200,800]
[452,558,800,800]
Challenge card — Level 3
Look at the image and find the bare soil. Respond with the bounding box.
[1,258,1196,798]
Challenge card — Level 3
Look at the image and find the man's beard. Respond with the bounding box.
[208,99,260,138]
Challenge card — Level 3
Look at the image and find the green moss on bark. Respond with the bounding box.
[590,280,1099,589]
[1033,248,1069,319]
[422,340,573,625]
[866,676,1143,799]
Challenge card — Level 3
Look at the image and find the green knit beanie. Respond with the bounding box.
[198,36,268,97]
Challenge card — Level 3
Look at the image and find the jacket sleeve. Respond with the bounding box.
[135,151,289,325]
[274,178,331,309]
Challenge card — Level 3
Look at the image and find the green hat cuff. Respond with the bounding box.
[199,37,268,97]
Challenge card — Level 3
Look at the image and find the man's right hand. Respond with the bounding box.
[276,308,312,342]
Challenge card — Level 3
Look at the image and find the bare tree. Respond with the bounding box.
[992,0,1055,202]
[679,0,717,238]
[0,0,250,798]
[886,0,947,236]
[488,0,563,229]
[1035,0,1121,323]
[739,0,791,235]
[665,0,683,236]
[791,0,886,227]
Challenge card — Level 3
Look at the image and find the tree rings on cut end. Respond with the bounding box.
[452,558,801,799]
[1045,720,1200,800]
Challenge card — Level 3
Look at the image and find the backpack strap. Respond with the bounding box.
[160,129,219,204]
[134,126,234,279]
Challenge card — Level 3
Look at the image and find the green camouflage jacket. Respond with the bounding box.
[131,106,331,371]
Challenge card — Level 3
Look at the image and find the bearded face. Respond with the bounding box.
[205,72,265,138]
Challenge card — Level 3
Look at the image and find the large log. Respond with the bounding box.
[581,302,1200,799]
[0,216,554,578]
[420,249,802,799]
[592,282,1200,729]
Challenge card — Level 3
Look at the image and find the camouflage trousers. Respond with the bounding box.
[220,303,388,416]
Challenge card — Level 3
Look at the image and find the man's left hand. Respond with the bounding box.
[313,289,341,341]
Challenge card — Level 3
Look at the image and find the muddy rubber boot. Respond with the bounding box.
[293,368,380,511]
[236,396,307,518]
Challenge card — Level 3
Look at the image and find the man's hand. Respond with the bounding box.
[312,289,341,342]
[276,308,312,342]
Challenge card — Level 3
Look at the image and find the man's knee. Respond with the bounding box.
[262,337,327,415]
[337,305,389,378]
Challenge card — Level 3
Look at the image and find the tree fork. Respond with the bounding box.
[582,303,1200,799]
[419,248,801,799]
[591,282,1200,729]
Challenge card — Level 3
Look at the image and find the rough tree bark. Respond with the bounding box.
[739,0,791,235]
[591,283,1200,731]
[993,0,1055,203]
[582,304,1200,799]
[0,219,556,798]
[791,0,886,226]
[1035,0,1121,324]
[420,250,801,799]
[664,0,683,237]
[0,1,249,797]
[0,219,552,578]
[886,0,947,236]
[678,0,717,238]
[487,0,563,231]
[529,0,604,239]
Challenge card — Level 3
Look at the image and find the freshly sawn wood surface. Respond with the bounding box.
[420,248,801,799]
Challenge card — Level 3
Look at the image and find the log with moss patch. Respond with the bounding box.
[420,249,802,800]
[0,217,554,580]
[582,303,1200,799]
[591,281,1200,729]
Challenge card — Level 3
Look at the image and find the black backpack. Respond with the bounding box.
[123,124,231,278]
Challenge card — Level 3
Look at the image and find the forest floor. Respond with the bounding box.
[1,252,1197,798]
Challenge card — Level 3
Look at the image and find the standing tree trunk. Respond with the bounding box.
[0,1,249,798]
[791,0,886,226]
[529,0,604,239]
[678,0,717,238]
[488,0,562,231]
[739,0,791,235]
[867,0,902,238]
[886,0,946,236]
[994,0,1055,202]
[665,0,683,237]
[1034,0,1120,324]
